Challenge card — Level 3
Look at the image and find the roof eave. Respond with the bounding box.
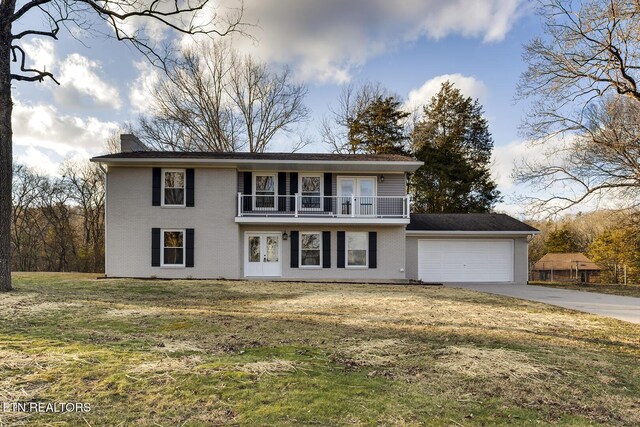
[405,230,540,236]
[89,157,423,172]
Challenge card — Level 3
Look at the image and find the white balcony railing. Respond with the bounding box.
[237,193,411,219]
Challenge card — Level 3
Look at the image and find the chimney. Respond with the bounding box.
[120,134,149,152]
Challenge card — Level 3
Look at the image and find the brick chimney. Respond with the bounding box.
[120,134,148,152]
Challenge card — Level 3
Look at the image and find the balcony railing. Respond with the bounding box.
[237,193,410,219]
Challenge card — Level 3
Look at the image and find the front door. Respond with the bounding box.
[245,233,281,277]
[338,177,376,216]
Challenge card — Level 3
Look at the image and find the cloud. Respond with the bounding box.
[404,74,488,112]
[12,100,119,160]
[129,60,161,113]
[18,38,55,72]
[14,146,62,177]
[55,54,122,110]
[490,139,544,190]
[215,0,523,83]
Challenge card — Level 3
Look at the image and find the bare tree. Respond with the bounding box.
[516,0,640,214]
[11,165,47,271]
[321,82,393,153]
[0,0,244,291]
[138,40,309,153]
[61,160,105,272]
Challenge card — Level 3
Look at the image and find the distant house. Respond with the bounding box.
[531,253,601,283]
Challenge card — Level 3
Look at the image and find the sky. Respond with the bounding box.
[10,0,545,216]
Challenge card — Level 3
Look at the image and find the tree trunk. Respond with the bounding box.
[0,2,15,291]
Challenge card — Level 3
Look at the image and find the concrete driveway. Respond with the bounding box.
[446,283,640,324]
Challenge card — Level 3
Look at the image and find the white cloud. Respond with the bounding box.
[404,74,489,112]
[18,39,55,72]
[12,100,119,159]
[14,146,62,177]
[55,54,122,110]
[213,0,523,83]
[129,60,161,113]
[490,139,547,191]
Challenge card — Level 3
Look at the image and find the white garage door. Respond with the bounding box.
[418,239,514,282]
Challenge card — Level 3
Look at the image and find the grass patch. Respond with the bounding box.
[0,272,638,425]
[530,281,640,298]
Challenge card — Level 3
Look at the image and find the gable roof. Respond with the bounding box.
[92,151,415,162]
[90,151,423,172]
[406,213,539,234]
[532,253,601,271]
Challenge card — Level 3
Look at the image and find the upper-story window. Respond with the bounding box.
[254,173,276,209]
[300,174,322,210]
[162,169,185,206]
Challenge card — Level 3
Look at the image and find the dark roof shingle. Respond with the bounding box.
[91,151,416,162]
[407,213,538,232]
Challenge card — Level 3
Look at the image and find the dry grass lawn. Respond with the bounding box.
[1,272,639,426]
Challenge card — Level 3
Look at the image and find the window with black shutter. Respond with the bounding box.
[290,230,299,268]
[337,231,345,268]
[186,169,195,207]
[368,231,377,269]
[151,228,160,266]
[152,169,161,206]
[322,231,331,268]
[186,228,194,267]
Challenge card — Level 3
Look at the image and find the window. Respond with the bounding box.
[162,169,185,206]
[162,230,185,266]
[300,232,321,267]
[300,174,322,210]
[346,232,367,267]
[254,174,276,209]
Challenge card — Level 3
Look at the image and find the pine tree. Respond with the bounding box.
[410,81,500,213]
[545,227,582,253]
[348,96,410,155]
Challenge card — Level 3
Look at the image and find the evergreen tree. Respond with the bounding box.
[410,81,500,213]
[545,227,582,253]
[348,96,410,155]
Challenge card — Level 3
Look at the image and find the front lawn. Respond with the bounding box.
[2,273,640,426]
[530,281,640,298]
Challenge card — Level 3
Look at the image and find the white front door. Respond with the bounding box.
[245,233,282,277]
[338,177,376,216]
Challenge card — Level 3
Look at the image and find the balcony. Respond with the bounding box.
[235,194,411,225]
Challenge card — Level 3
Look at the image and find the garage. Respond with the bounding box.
[405,213,539,284]
[418,239,514,282]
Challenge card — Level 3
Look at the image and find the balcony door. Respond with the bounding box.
[337,177,376,216]
[244,233,282,277]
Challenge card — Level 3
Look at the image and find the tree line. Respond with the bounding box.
[11,161,105,273]
[528,210,640,284]
[136,44,502,214]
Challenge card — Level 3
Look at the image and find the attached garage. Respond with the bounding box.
[405,214,539,284]
[418,239,514,282]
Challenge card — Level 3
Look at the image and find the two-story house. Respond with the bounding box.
[91,135,538,283]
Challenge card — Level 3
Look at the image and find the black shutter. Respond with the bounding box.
[186,169,195,207]
[337,231,345,268]
[243,172,252,212]
[152,228,161,266]
[186,228,194,267]
[290,230,299,268]
[278,172,287,212]
[289,172,298,212]
[368,231,377,269]
[322,231,331,268]
[152,168,161,206]
[323,173,332,212]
